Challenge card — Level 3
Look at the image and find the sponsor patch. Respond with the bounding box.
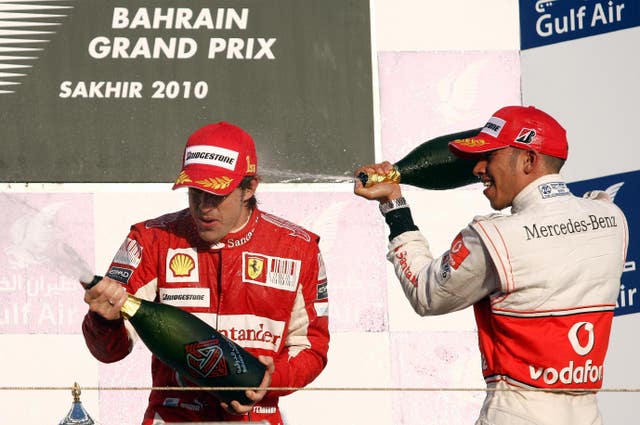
[317,280,328,300]
[538,182,570,199]
[395,247,418,287]
[215,314,286,351]
[317,253,327,281]
[314,302,329,317]
[522,214,618,240]
[439,254,452,281]
[184,144,238,171]
[448,233,470,270]
[113,237,142,267]
[166,248,199,283]
[482,116,506,138]
[160,287,210,308]
[162,398,180,407]
[247,256,264,280]
[515,128,536,145]
[106,266,134,284]
[242,252,300,291]
[226,229,255,248]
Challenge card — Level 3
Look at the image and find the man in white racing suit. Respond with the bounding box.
[354,105,628,424]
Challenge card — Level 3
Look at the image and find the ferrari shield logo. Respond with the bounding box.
[243,252,300,291]
[247,256,264,280]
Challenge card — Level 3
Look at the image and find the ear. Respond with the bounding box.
[241,177,259,201]
[522,150,537,174]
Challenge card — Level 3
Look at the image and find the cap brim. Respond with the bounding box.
[448,137,509,160]
[172,167,243,196]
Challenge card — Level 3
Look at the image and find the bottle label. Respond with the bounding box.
[227,342,249,375]
[185,338,229,378]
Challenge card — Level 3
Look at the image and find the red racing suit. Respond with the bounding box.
[83,207,330,424]
[386,175,628,425]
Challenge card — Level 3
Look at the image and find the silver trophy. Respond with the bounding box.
[58,382,95,425]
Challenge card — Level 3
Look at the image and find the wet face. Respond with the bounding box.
[188,186,254,244]
[473,147,527,211]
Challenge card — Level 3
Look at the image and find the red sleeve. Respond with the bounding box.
[82,222,158,363]
[105,224,158,297]
[82,311,131,363]
[269,246,330,397]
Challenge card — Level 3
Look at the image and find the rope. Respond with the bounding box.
[2,385,639,393]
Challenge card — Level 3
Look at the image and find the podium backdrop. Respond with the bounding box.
[0,0,374,183]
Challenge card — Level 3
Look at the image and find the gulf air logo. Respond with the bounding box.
[568,321,595,356]
[185,339,229,378]
[515,128,536,145]
[169,253,195,277]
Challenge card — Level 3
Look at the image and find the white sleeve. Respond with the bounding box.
[386,227,498,316]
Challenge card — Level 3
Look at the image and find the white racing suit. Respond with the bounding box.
[387,174,628,425]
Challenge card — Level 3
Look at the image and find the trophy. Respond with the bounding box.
[58,382,95,425]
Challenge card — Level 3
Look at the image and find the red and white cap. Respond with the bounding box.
[172,122,258,196]
[448,105,568,160]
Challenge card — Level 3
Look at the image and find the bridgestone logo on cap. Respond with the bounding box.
[185,145,238,171]
[481,116,506,138]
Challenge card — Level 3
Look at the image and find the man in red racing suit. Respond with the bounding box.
[354,106,628,424]
[82,122,330,424]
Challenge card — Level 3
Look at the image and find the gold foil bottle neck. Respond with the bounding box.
[364,167,401,187]
[121,295,142,319]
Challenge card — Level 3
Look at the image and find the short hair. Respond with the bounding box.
[239,175,259,210]
[542,155,566,173]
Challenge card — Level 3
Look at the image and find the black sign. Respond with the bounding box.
[0,0,374,183]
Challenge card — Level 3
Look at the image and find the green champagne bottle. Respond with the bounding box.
[83,276,266,405]
[357,128,482,189]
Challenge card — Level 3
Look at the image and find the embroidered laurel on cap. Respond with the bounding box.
[448,106,568,160]
[172,122,258,195]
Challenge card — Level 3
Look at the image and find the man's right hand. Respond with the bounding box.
[354,161,403,202]
[83,276,128,320]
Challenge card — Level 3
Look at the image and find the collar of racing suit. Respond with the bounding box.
[510,173,568,214]
[206,207,260,250]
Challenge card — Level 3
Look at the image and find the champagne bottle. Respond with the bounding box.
[82,276,266,405]
[357,128,482,189]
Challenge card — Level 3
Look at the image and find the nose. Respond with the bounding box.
[473,160,487,178]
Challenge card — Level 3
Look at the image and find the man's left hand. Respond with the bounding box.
[220,355,274,415]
